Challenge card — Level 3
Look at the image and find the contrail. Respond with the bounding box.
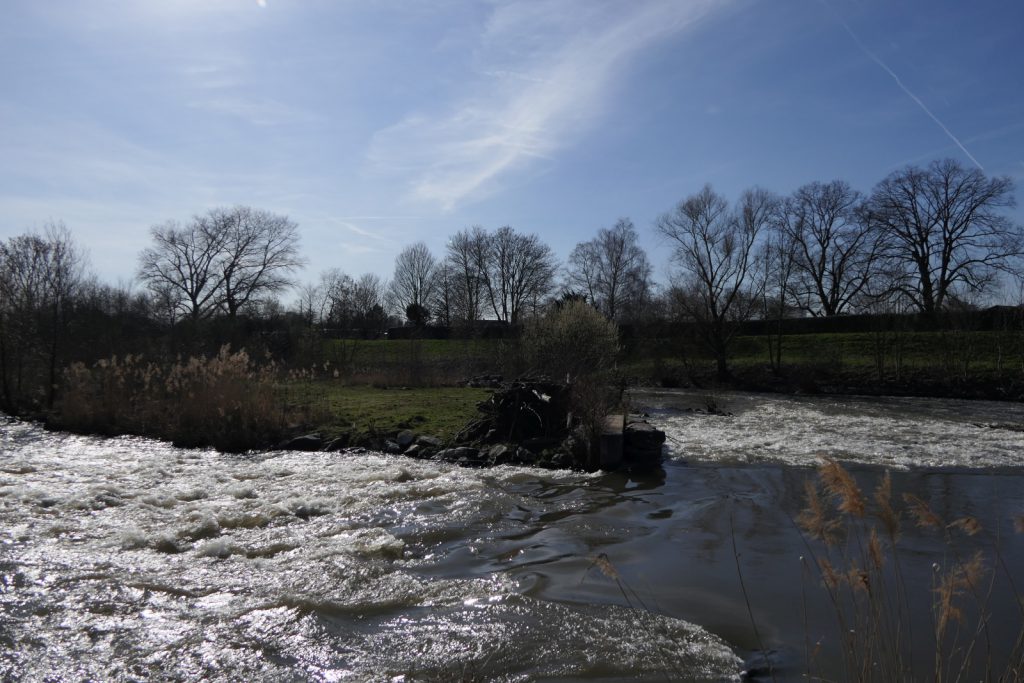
[822,2,984,170]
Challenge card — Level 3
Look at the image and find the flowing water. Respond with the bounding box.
[1,389,1023,681]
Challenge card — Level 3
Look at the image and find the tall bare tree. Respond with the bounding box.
[138,206,303,322]
[776,180,879,316]
[138,219,228,321]
[867,158,1022,317]
[566,218,652,322]
[205,206,304,318]
[657,185,774,380]
[444,226,489,325]
[0,224,86,408]
[388,242,437,323]
[484,226,557,324]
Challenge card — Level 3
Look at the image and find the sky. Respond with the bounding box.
[2,0,1023,290]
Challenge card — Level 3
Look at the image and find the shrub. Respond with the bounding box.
[522,300,619,382]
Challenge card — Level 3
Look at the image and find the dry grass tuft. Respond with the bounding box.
[819,458,866,517]
[902,492,943,529]
[948,516,983,537]
[934,551,987,637]
[794,461,1024,682]
[873,471,901,539]
[798,479,843,546]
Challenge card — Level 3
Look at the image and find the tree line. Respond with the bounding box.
[1,157,1021,409]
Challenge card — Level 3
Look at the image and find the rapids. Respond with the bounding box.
[2,389,1023,681]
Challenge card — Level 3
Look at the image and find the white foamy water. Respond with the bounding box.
[0,417,741,681]
[634,389,1024,469]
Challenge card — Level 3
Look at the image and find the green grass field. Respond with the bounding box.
[284,382,491,441]
[291,331,1024,435]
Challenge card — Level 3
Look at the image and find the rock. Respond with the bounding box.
[280,434,323,451]
[521,436,560,453]
[403,444,422,458]
[550,451,572,469]
[384,440,402,454]
[416,435,443,448]
[324,435,350,451]
[396,430,416,449]
[514,447,534,464]
[487,444,511,464]
[434,447,480,463]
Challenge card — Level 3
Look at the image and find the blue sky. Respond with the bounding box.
[2,0,1022,288]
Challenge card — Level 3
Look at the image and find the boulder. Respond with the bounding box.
[324,435,350,451]
[434,447,481,464]
[486,444,511,464]
[396,430,416,449]
[416,435,443,448]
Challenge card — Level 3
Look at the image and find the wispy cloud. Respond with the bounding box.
[368,0,725,210]
[187,96,319,126]
[821,1,985,170]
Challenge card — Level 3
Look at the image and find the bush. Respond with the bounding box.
[522,301,619,382]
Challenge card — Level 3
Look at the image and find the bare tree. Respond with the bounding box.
[867,158,1022,317]
[295,281,327,328]
[138,206,303,322]
[388,242,437,322]
[0,224,86,407]
[319,268,356,327]
[776,180,879,316]
[484,226,557,324]
[444,226,489,325]
[205,206,304,317]
[138,219,227,321]
[657,186,774,380]
[566,218,652,322]
[350,273,388,333]
[758,229,798,374]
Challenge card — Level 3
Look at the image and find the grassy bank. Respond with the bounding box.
[41,347,492,452]
[285,382,490,443]
[621,330,1024,399]
[309,330,1024,396]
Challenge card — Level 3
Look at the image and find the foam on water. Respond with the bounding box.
[634,389,1024,468]
[0,416,740,681]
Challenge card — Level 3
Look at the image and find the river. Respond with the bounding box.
[2,389,1023,681]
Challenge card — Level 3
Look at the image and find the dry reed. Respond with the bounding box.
[54,346,319,451]
[796,460,1023,682]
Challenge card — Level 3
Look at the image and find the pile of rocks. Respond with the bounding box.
[278,380,666,473]
[456,380,571,445]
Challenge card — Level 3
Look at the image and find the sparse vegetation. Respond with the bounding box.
[53,347,312,451]
[795,460,1024,682]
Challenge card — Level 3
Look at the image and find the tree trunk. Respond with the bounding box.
[715,353,730,382]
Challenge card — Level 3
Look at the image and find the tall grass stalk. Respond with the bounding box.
[54,346,321,451]
[797,460,1024,682]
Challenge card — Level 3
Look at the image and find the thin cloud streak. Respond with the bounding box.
[368,1,725,210]
[824,4,984,170]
